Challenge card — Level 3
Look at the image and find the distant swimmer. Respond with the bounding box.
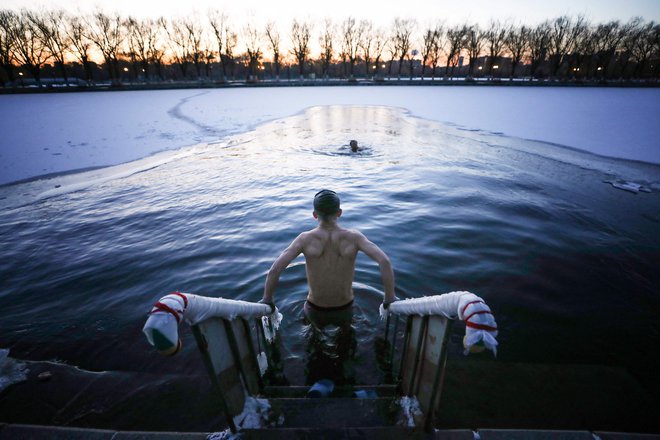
[349,140,359,152]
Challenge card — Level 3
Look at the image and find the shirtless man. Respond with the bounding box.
[261,189,396,325]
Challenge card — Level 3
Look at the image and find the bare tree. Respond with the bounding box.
[144,19,162,80]
[445,24,468,78]
[318,18,334,79]
[159,18,191,79]
[125,18,161,81]
[358,19,374,77]
[11,10,52,84]
[201,35,215,78]
[505,24,530,79]
[465,24,485,78]
[243,21,262,80]
[392,17,415,78]
[592,20,623,79]
[290,19,311,78]
[528,21,550,79]
[371,27,388,78]
[428,25,444,79]
[384,30,399,77]
[32,10,70,84]
[183,17,205,79]
[547,15,588,78]
[420,24,442,79]
[631,20,658,77]
[223,25,238,79]
[123,17,140,81]
[87,11,124,84]
[66,15,94,83]
[208,10,227,80]
[619,17,644,78]
[571,23,595,78]
[265,21,281,79]
[0,10,18,84]
[484,20,507,77]
[148,18,166,80]
[207,11,237,80]
[340,17,360,77]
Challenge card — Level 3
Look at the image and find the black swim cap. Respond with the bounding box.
[314,189,340,214]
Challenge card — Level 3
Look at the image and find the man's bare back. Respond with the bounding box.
[300,225,363,307]
[262,190,395,310]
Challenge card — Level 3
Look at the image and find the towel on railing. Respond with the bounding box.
[143,292,282,355]
[381,291,499,356]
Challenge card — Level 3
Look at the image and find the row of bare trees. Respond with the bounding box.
[1,8,658,87]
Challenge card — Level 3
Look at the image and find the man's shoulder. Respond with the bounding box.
[298,228,323,242]
[339,228,366,242]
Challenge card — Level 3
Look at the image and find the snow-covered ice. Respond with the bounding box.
[0,349,28,392]
[0,86,658,186]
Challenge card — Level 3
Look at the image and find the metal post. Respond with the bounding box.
[384,312,391,343]
[191,325,238,433]
[223,319,251,393]
[241,318,264,390]
[424,319,453,432]
[255,316,275,376]
[408,316,429,395]
[388,316,400,376]
[397,316,413,387]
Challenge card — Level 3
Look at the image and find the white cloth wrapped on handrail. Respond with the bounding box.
[143,292,281,354]
[382,291,499,356]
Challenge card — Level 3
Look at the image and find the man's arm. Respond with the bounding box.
[356,232,396,304]
[262,234,304,303]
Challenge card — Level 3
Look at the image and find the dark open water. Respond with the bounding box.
[1,105,659,427]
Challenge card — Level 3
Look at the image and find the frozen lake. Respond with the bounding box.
[0,86,658,187]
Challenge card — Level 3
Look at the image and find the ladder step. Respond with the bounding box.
[263,384,398,398]
[266,397,398,428]
[241,426,431,439]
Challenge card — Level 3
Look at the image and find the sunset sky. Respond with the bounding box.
[3,0,659,26]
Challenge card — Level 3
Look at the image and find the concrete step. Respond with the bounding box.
[266,397,398,429]
[240,426,437,439]
[263,384,398,398]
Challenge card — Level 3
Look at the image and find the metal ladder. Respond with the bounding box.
[192,306,452,437]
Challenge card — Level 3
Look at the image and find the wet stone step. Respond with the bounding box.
[263,384,398,398]
[241,426,433,439]
[267,397,399,428]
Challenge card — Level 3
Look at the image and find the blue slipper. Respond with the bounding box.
[306,379,335,398]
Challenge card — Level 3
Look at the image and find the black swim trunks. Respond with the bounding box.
[304,299,354,329]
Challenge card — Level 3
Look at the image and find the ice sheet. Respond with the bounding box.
[1,86,658,187]
[0,349,28,392]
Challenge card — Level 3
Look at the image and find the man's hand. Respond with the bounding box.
[382,298,396,310]
[258,298,276,314]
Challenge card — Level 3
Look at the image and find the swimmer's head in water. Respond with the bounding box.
[349,140,358,152]
[314,189,341,220]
